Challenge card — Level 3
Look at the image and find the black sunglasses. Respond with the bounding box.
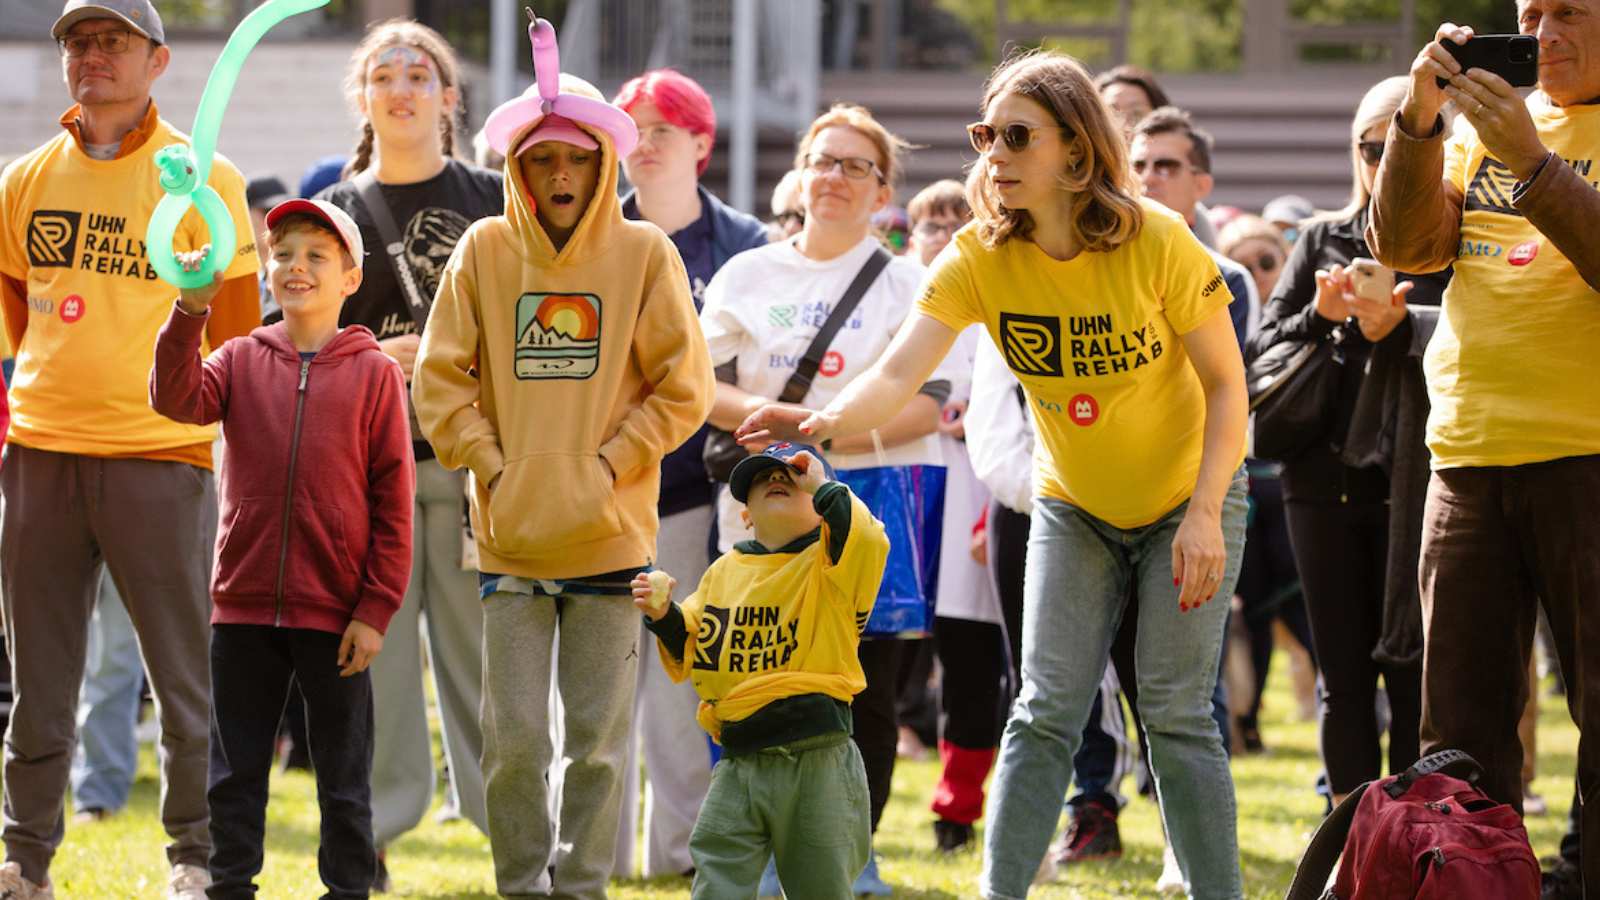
[1252,253,1279,274]
[1358,140,1385,166]
[967,121,1071,154]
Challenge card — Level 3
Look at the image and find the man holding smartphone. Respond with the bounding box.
[1367,2,1600,895]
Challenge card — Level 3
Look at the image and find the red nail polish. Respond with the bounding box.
[1173,576,1180,586]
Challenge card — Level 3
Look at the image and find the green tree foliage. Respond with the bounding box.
[937,0,1519,71]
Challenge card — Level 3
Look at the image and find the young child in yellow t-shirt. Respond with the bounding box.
[632,442,889,898]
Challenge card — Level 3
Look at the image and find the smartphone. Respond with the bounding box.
[1348,258,1395,305]
[1436,34,1539,89]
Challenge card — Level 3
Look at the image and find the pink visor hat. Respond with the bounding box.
[483,11,638,159]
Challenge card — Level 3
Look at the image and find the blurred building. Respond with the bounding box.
[0,0,1439,213]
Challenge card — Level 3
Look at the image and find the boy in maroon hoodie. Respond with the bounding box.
[150,199,414,899]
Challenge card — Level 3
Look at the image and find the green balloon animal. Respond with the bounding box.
[146,0,330,289]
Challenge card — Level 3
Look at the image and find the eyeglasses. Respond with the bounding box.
[774,210,805,229]
[1247,253,1280,274]
[804,153,885,182]
[1131,157,1199,178]
[59,29,141,57]
[966,121,1069,154]
[912,220,959,239]
[637,124,687,145]
[1357,141,1385,166]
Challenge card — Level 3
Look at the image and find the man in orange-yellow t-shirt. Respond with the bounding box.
[0,3,259,898]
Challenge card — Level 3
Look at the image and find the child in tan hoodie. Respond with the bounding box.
[410,14,713,898]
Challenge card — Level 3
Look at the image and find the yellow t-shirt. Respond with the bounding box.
[0,118,257,456]
[1427,98,1600,468]
[916,199,1235,528]
[656,482,889,741]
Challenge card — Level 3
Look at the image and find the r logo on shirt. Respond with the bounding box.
[26,210,82,268]
[693,607,730,671]
[1508,240,1540,266]
[1068,393,1099,426]
[1000,312,1064,377]
[819,350,845,377]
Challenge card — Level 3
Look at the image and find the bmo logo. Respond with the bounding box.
[819,351,845,377]
[59,294,86,324]
[1068,393,1099,426]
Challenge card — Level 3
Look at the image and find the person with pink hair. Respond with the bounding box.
[609,66,767,880]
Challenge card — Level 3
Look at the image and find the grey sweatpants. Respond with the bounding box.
[370,458,487,847]
[614,504,714,878]
[0,445,214,884]
[482,590,639,899]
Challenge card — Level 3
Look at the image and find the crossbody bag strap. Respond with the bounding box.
[777,246,891,405]
[352,170,432,331]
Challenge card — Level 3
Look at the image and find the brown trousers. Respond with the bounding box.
[1418,454,1600,891]
[0,445,215,883]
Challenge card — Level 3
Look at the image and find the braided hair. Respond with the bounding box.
[343,19,464,178]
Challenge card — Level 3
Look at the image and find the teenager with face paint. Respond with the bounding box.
[312,20,503,890]
[412,55,713,896]
[609,67,768,880]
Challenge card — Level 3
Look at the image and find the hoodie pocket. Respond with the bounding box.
[483,453,624,557]
[214,498,277,596]
[292,501,358,599]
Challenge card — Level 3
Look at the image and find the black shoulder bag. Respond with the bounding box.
[1247,328,1343,463]
[703,246,891,482]
[352,170,433,439]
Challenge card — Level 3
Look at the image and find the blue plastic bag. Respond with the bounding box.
[837,465,946,638]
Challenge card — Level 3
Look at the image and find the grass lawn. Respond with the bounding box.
[36,655,1577,898]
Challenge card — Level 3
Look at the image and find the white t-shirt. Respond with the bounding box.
[701,234,948,550]
[934,326,1000,625]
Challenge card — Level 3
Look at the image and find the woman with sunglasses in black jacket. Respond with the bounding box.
[1244,75,1451,808]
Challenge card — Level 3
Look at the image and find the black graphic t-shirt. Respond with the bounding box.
[315,159,504,460]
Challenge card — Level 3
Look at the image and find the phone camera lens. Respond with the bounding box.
[1511,45,1535,63]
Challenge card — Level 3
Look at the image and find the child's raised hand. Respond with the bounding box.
[788,450,828,494]
[176,250,224,316]
[631,570,675,621]
[338,619,384,676]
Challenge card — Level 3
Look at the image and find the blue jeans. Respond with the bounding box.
[982,472,1248,900]
[70,572,143,814]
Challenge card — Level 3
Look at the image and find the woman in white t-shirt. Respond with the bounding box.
[699,103,949,895]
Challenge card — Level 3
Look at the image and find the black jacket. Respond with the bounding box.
[1245,208,1450,504]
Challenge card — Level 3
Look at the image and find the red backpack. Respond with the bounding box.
[1285,750,1540,900]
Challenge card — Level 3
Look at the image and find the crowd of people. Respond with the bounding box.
[0,0,1594,898]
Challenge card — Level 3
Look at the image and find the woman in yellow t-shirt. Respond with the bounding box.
[738,50,1250,899]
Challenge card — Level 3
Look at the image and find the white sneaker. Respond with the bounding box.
[166,863,210,900]
[1155,845,1186,895]
[0,861,54,900]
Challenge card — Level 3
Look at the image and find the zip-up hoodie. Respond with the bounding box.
[150,308,414,635]
[412,118,714,580]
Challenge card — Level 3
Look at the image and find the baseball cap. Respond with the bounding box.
[264,199,365,269]
[246,176,293,213]
[729,442,836,505]
[298,155,348,200]
[53,0,165,45]
[513,114,600,156]
[1261,194,1315,229]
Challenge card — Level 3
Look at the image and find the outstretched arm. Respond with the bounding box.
[735,312,960,446]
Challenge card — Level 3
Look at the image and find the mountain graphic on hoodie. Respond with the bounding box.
[515,291,601,378]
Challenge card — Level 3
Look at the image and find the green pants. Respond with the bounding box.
[690,731,871,900]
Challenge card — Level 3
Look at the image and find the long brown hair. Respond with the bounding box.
[966,51,1143,253]
[342,19,463,177]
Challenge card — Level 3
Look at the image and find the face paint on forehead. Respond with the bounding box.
[370,45,442,93]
